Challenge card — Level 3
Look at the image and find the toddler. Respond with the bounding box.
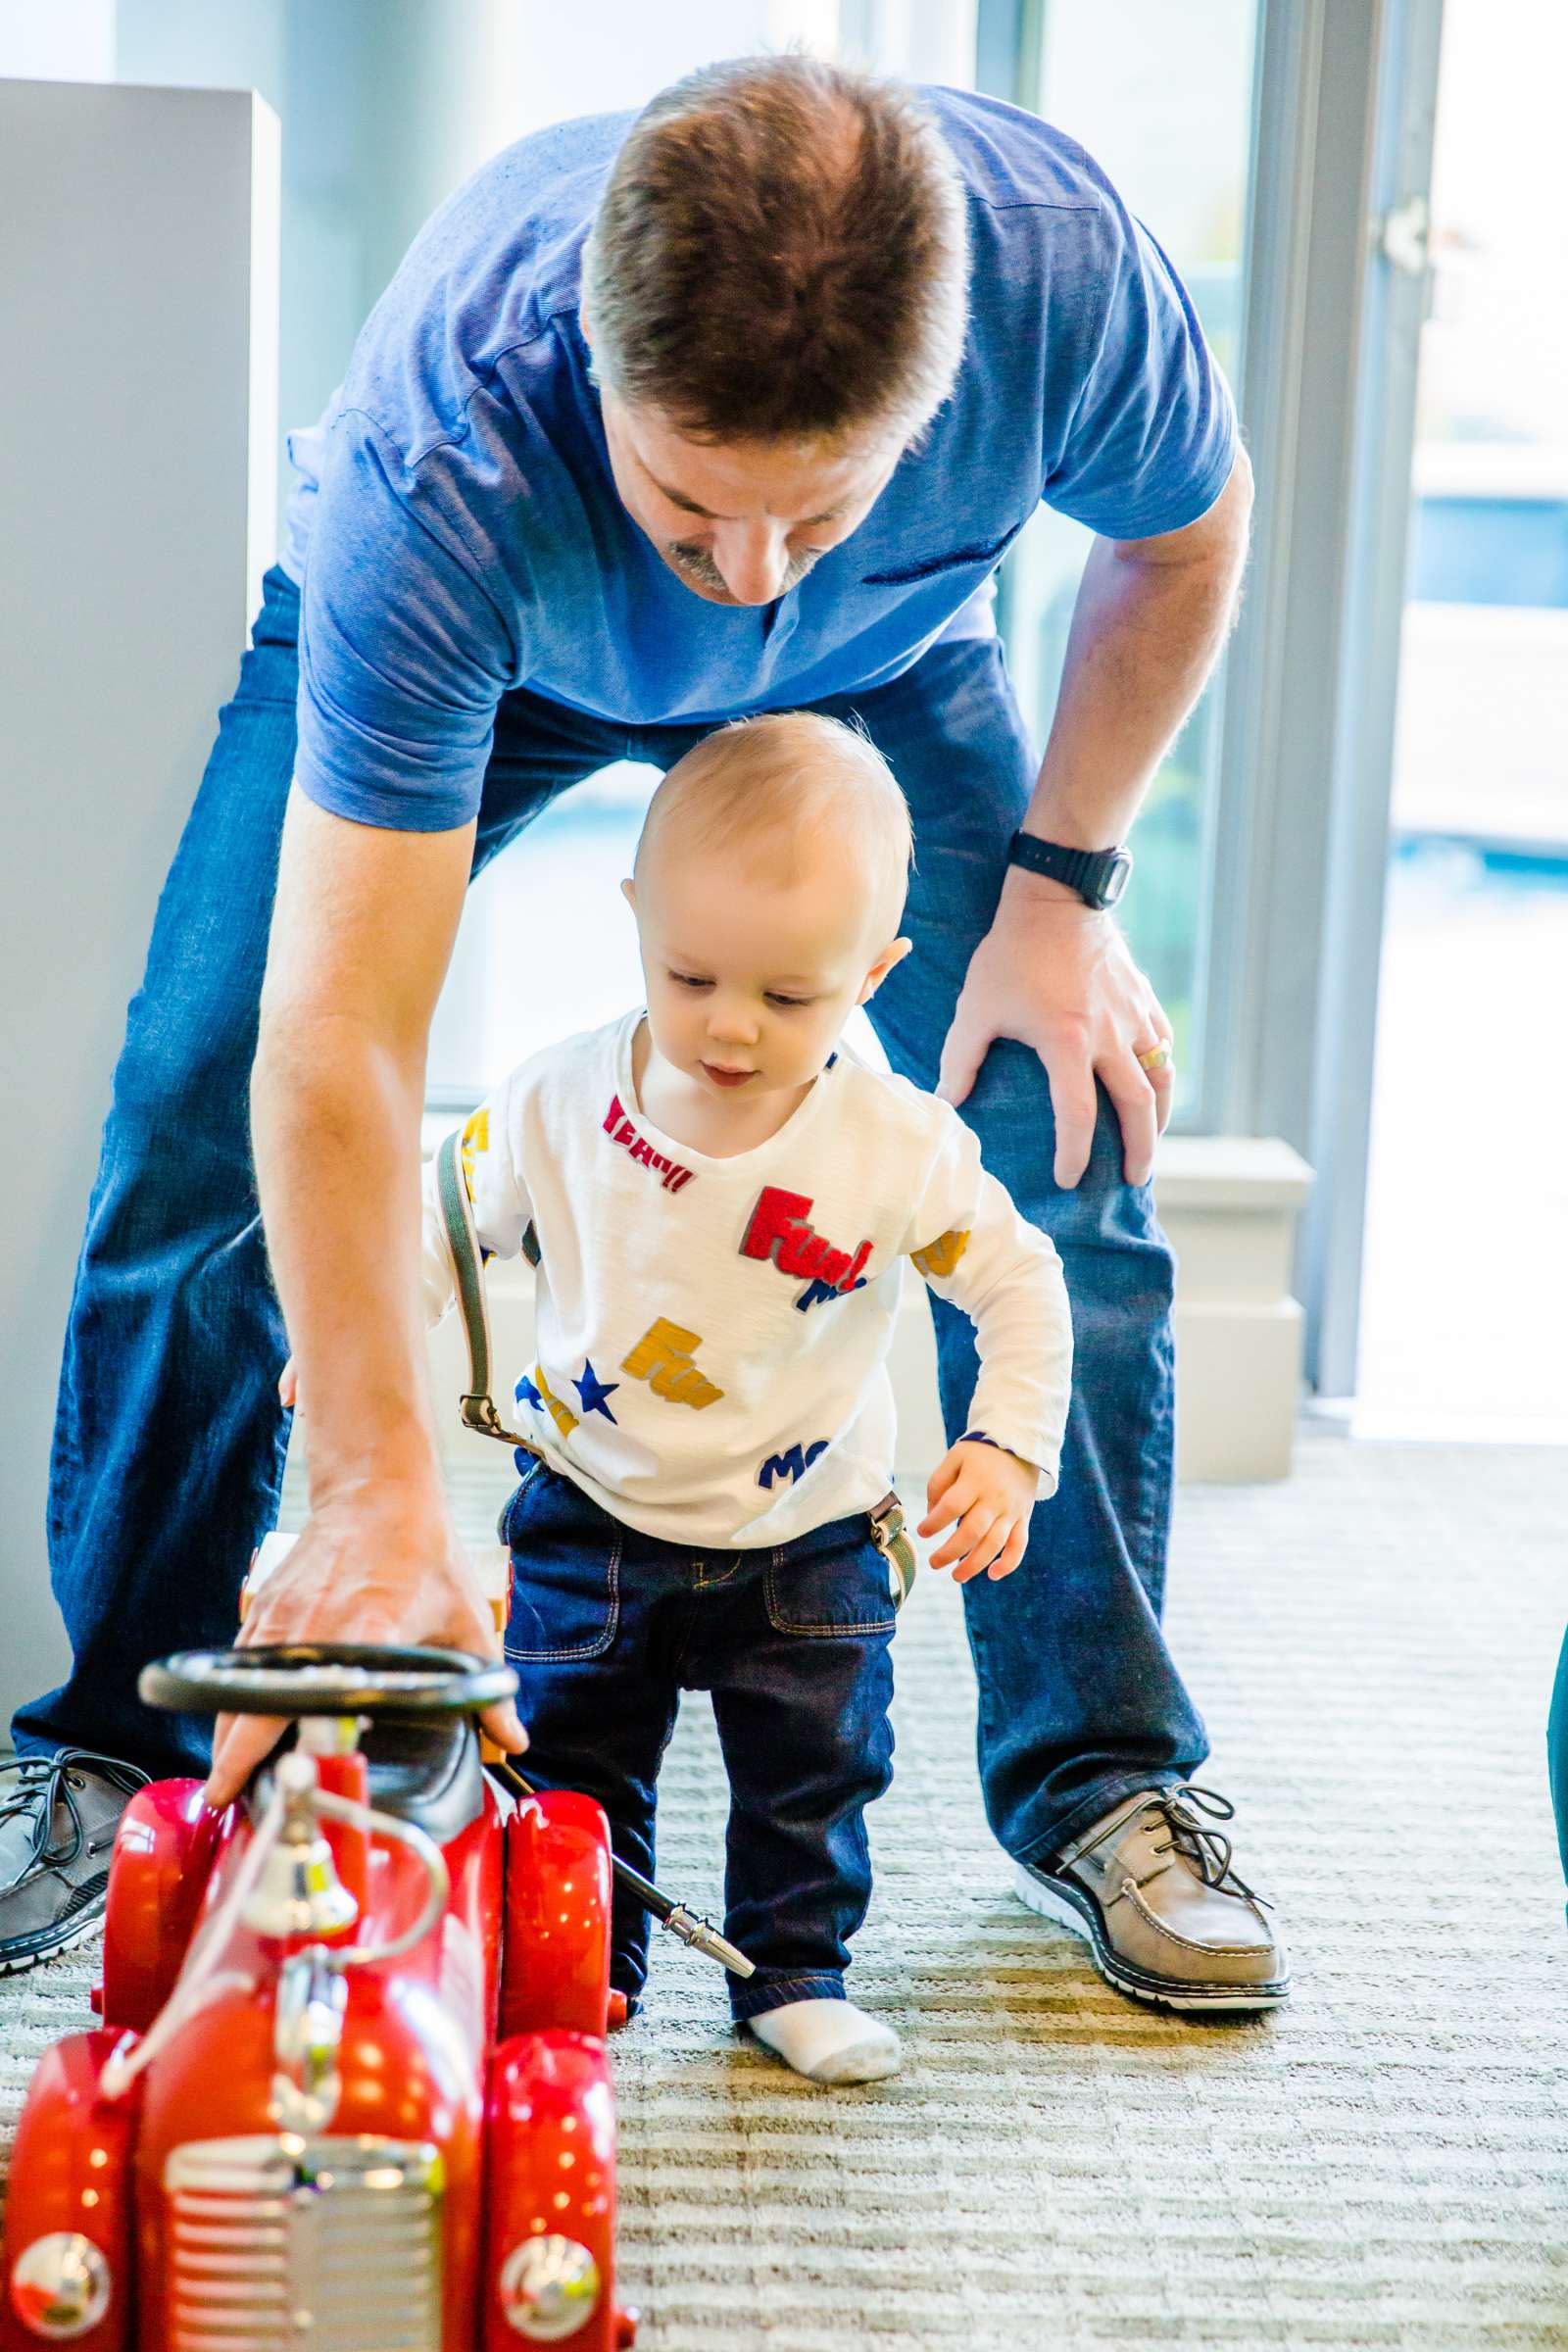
[421,711,1072,2082]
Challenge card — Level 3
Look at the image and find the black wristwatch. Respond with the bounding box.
[1007,831,1133,910]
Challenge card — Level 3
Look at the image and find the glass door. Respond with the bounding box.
[995,0,1263,1117]
[1353,0,1568,1438]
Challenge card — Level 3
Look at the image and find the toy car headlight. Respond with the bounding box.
[9,2234,112,2338]
[499,2235,601,2339]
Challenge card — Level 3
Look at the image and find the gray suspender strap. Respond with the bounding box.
[434,1126,544,1457]
[868,1491,918,1608]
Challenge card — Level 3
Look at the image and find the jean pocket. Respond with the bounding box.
[763,1531,898,1640]
[504,1470,622,1662]
[497,1456,549,1544]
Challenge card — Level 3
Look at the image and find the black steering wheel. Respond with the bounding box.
[139,1642,518,1720]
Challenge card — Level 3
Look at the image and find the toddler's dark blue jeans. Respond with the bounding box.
[502,1461,897,2023]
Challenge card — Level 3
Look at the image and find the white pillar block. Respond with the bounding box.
[1157,1138,1313,1482]
[0,80,279,1735]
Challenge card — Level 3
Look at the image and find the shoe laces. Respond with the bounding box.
[0,1748,148,1885]
[1143,1783,1271,1909]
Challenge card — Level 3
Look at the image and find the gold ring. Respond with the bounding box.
[1137,1042,1173,1074]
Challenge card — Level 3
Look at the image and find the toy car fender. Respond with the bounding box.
[3,2030,134,2352]
[501,1795,613,2041]
[484,2032,627,2350]
[99,1782,226,2035]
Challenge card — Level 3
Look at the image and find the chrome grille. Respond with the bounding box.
[164,2136,443,2352]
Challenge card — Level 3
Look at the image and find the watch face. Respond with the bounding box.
[1098,852,1133,908]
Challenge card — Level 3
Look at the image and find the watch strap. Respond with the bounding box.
[1007,831,1131,908]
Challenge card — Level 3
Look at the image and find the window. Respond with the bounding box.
[1353,0,1568,1435]
[997,0,1261,1110]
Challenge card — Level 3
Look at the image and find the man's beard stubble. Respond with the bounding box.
[664,540,823,602]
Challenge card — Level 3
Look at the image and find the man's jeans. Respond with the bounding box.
[17,564,1208,1866]
[502,1459,897,2021]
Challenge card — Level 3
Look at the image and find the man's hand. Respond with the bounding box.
[936,871,1173,1189]
[917,1438,1038,1583]
[933,459,1250,1186]
[205,1481,527,1809]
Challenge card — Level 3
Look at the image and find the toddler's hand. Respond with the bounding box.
[278,1356,299,1410]
[917,1440,1036,1583]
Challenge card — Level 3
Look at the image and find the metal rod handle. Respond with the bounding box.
[489,1761,755,1977]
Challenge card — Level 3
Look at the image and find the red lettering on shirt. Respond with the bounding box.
[778,1227,828,1280]
[741,1187,814,1266]
[741,1186,871,1298]
[601,1093,695,1195]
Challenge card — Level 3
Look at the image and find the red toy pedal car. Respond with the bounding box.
[1,1642,637,2351]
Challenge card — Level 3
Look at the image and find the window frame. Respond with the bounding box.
[978,0,1445,1392]
[978,0,1267,1138]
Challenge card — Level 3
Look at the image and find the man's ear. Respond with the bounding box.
[620,876,636,914]
[857,936,911,1005]
[578,292,592,347]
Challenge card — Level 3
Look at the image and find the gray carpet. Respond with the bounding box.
[5,1431,1568,2348]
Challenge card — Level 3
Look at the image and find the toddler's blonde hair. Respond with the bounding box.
[635,711,913,938]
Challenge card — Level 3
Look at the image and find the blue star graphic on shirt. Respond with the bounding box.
[514,1372,543,1411]
[572,1359,619,1421]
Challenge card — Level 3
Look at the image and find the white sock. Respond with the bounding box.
[746,1997,901,2084]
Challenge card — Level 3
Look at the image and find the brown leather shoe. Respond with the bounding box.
[0,1749,148,1976]
[1014,1783,1291,2012]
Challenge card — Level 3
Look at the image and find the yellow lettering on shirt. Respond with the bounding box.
[621,1316,724,1409]
[533,1364,578,1439]
[911,1227,970,1280]
[460,1106,490,1200]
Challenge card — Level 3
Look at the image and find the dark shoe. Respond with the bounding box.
[1014,1783,1291,2012]
[0,1749,149,1975]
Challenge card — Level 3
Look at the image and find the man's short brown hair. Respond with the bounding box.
[582,54,969,446]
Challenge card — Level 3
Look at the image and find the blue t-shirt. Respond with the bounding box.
[286,88,1236,832]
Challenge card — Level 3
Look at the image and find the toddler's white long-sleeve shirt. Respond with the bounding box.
[421,1009,1072,1548]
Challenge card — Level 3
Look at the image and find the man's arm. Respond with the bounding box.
[937,447,1253,1187]
[206,790,525,1805]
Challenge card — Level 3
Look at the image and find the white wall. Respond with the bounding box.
[0,0,114,79]
[0,79,278,1735]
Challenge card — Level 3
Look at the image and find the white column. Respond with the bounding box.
[0,79,279,1735]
